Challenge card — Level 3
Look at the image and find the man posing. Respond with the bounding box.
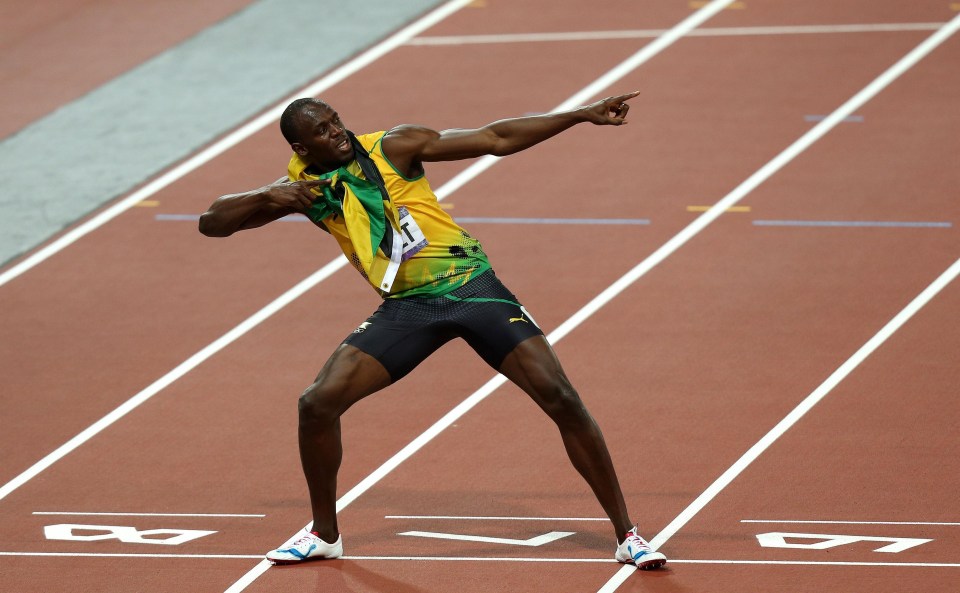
[199,92,666,570]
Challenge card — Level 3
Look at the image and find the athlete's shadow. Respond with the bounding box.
[305,560,430,593]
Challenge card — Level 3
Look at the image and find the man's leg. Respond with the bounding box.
[297,343,391,542]
[497,336,633,542]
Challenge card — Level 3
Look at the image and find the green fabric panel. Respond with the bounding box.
[440,294,520,307]
[305,168,388,258]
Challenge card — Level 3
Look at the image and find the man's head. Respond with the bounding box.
[280,98,354,171]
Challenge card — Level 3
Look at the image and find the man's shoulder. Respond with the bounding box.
[381,125,436,141]
[378,125,438,166]
[355,130,387,152]
[362,126,432,154]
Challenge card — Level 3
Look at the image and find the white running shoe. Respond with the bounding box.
[615,526,667,570]
[265,530,343,565]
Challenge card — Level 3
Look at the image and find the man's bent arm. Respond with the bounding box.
[198,178,326,237]
[383,92,639,177]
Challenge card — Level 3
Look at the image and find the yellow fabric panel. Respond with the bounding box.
[287,131,490,297]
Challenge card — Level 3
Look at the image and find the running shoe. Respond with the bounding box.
[615,526,667,570]
[265,530,343,565]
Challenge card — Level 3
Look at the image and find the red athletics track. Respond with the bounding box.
[2,1,958,592]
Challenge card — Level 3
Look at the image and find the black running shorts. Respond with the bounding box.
[343,270,544,381]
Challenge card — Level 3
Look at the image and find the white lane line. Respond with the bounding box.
[397,530,576,547]
[386,515,608,521]
[339,0,743,521]
[0,257,349,503]
[0,0,480,503]
[32,512,264,518]
[2,551,958,568]
[0,0,717,506]
[343,555,612,563]
[432,1,740,201]
[222,2,738,591]
[408,22,945,45]
[0,552,262,559]
[672,560,960,568]
[742,520,960,526]
[343,557,960,567]
[339,556,960,568]
[752,220,953,228]
[0,0,475,289]
[595,15,960,588]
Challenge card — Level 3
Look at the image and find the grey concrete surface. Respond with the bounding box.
[0,0,445,268]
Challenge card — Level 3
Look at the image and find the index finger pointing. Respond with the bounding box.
[610,90,641,104]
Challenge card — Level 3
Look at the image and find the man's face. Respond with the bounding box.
[291,105,354,171]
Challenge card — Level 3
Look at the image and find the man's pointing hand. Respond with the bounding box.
[580,91,640,126]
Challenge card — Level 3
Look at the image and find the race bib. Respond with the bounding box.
[397,206,428,261]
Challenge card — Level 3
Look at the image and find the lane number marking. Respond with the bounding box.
[44,524,216,546]
[757,532,932,553]
[398,530,575,547]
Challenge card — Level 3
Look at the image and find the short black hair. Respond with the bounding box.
[279,98,332,144]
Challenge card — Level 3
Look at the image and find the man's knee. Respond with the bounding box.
[297,344,391,425]
[298,379,345,425]
[537,376,588,425]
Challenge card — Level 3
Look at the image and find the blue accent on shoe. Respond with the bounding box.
[284,544,316,559]
[628,544,647,561]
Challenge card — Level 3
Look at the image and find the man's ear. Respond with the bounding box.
[291,142,308,157]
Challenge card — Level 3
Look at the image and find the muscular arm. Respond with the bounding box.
[382,91,639,178]
[198,177,328,237]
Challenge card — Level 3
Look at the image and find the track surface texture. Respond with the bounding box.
[1,1,958,592]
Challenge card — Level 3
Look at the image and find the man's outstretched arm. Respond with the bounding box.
[382,91,639,177]
[198,178,328,237]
